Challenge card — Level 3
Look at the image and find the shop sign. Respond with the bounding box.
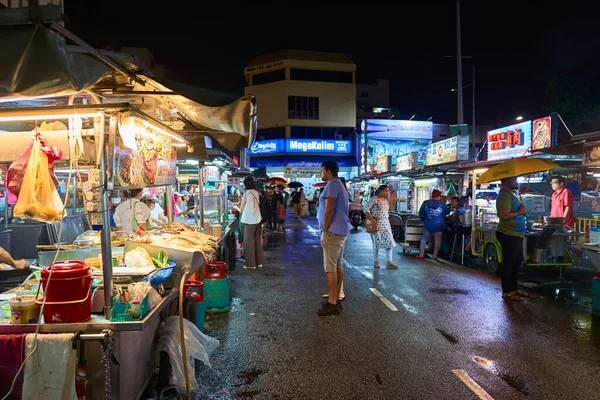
[360,133,367,175]
[425,136,469,166]
[249,139,285,155]
[284,166,321,178]
[376,156,391,174]
[363,119,433,140]
[244,61,284,74]
[531,116,552,150]
[232,155,239,166]
[205,166,220,182]
[487,120,532,161]
[227,177,241,184]
[395,152,418,172]
[583,141,600,167]
[286,139,351,154]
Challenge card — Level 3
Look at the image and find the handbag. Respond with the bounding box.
[366,217,379,233]
[366,198,380,233]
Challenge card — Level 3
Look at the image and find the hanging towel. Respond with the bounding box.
[23,333,77,400]
[0,334,27,400]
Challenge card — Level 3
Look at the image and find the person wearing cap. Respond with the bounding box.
[417,189,449,260]
[141,194,167,227]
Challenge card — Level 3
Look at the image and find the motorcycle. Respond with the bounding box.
[350,207,364,231]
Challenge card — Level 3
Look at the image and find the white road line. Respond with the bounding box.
[452,369,494,400]
[344,260,374,279]
[369,288,398,311]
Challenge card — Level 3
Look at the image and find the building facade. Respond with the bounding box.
[244,50,358,173]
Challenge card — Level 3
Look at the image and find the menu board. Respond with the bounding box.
[113,118,178,188]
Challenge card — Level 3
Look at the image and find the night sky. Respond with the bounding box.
[64,1,600,127]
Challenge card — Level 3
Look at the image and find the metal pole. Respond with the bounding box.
[198,162,205,230]
[166,186,174,223]
[99,115,114,320]
[456,0,464,124]
[472,65,476,161]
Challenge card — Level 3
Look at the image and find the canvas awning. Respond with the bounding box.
[0,23,256,152]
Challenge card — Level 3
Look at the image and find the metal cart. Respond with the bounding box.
[402,216,425,255]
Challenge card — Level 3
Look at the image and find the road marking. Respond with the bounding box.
[344,260,374,279]
[452,369,494,400]
[369,288,398,311]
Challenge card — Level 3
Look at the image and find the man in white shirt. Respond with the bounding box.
[114,188,151,235]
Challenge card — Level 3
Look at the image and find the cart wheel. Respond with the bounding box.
[483,242,500,275]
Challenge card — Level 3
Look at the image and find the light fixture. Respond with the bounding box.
[0,112,103,122]
[515,116,524,121]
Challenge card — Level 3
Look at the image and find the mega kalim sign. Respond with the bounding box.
[249,139,351,155]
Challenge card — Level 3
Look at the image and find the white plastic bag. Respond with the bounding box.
[156,315,220,393]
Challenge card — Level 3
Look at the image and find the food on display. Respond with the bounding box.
[124,247,155,268]
[150,223,219,261]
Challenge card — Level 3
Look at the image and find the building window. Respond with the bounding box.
[360,91,368,97]
[251,69,285,85]
[290,69,353,83]
[288,96,319,120]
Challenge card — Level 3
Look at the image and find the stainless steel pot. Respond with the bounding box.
[532,248,548,263]
[462,210,473,227]
[543,216,564,227]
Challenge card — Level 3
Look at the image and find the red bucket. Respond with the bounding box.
[204,262,227,279]
[36,260,92,323]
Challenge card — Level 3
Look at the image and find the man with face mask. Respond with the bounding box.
[496,176,528,301]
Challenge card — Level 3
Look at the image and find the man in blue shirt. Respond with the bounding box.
[317,161,351,316]
[417,189,449,260]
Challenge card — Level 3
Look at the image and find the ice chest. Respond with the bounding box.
[37,260,93,323]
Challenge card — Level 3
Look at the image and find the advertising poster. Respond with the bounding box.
[531,116,552,150]
[487,120,532,161]
[425,136,469,166]
[113,121,177,188]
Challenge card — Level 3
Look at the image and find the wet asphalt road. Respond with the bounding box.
[193,214,600,400]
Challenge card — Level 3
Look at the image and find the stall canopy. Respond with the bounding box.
[0,23,257,153]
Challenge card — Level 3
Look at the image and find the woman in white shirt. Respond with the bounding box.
[141,194,167,227]
[114,188,151,236]
[235,177,264,269]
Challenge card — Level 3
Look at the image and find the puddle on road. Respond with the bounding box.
[430,288,470,295]
[239,368,265,385]
[473,355,534,396]
[436,328,458,344]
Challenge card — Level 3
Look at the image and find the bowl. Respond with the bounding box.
[146,261,176,286]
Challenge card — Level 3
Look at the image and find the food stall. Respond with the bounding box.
[0,20,257,399]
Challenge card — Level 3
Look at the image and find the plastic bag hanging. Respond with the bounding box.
[13,138,64,223]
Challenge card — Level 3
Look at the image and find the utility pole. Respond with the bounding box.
[456,0,464,124]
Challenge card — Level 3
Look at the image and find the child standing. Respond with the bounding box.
[277,203,287,232]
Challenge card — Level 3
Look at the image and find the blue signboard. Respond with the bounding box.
[249,139,286,155]
[286,139,351,154]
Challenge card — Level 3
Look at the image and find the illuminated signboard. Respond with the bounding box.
[487,120,532,161]
[363,119,433,140]
[425,136,470,166]
[286,139,351,154]
[531,116,552,150]
[249,139,286,155]
[396,152,418,172]
[360,134,367,175]
[376,156,390,174]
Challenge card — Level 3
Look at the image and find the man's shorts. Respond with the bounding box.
[321,231,348,272]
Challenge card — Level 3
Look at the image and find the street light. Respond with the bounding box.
[516,116,524,121]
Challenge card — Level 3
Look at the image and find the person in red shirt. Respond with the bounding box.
[550,175,574,229]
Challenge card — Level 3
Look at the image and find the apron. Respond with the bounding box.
[131,201,152,233]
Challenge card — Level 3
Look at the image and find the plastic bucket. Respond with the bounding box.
[37,260,92,323]
[9,295,40,324]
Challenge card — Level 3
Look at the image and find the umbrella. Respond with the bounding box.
[313,182,327,188]
[288,182,303,188]
[477,158,560,184]
[267,177,288,184]
[267,182,288,189]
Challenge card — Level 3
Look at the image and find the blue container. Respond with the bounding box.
[592,279,600,316]
[203,277,230,312]
[195,299,206,332]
